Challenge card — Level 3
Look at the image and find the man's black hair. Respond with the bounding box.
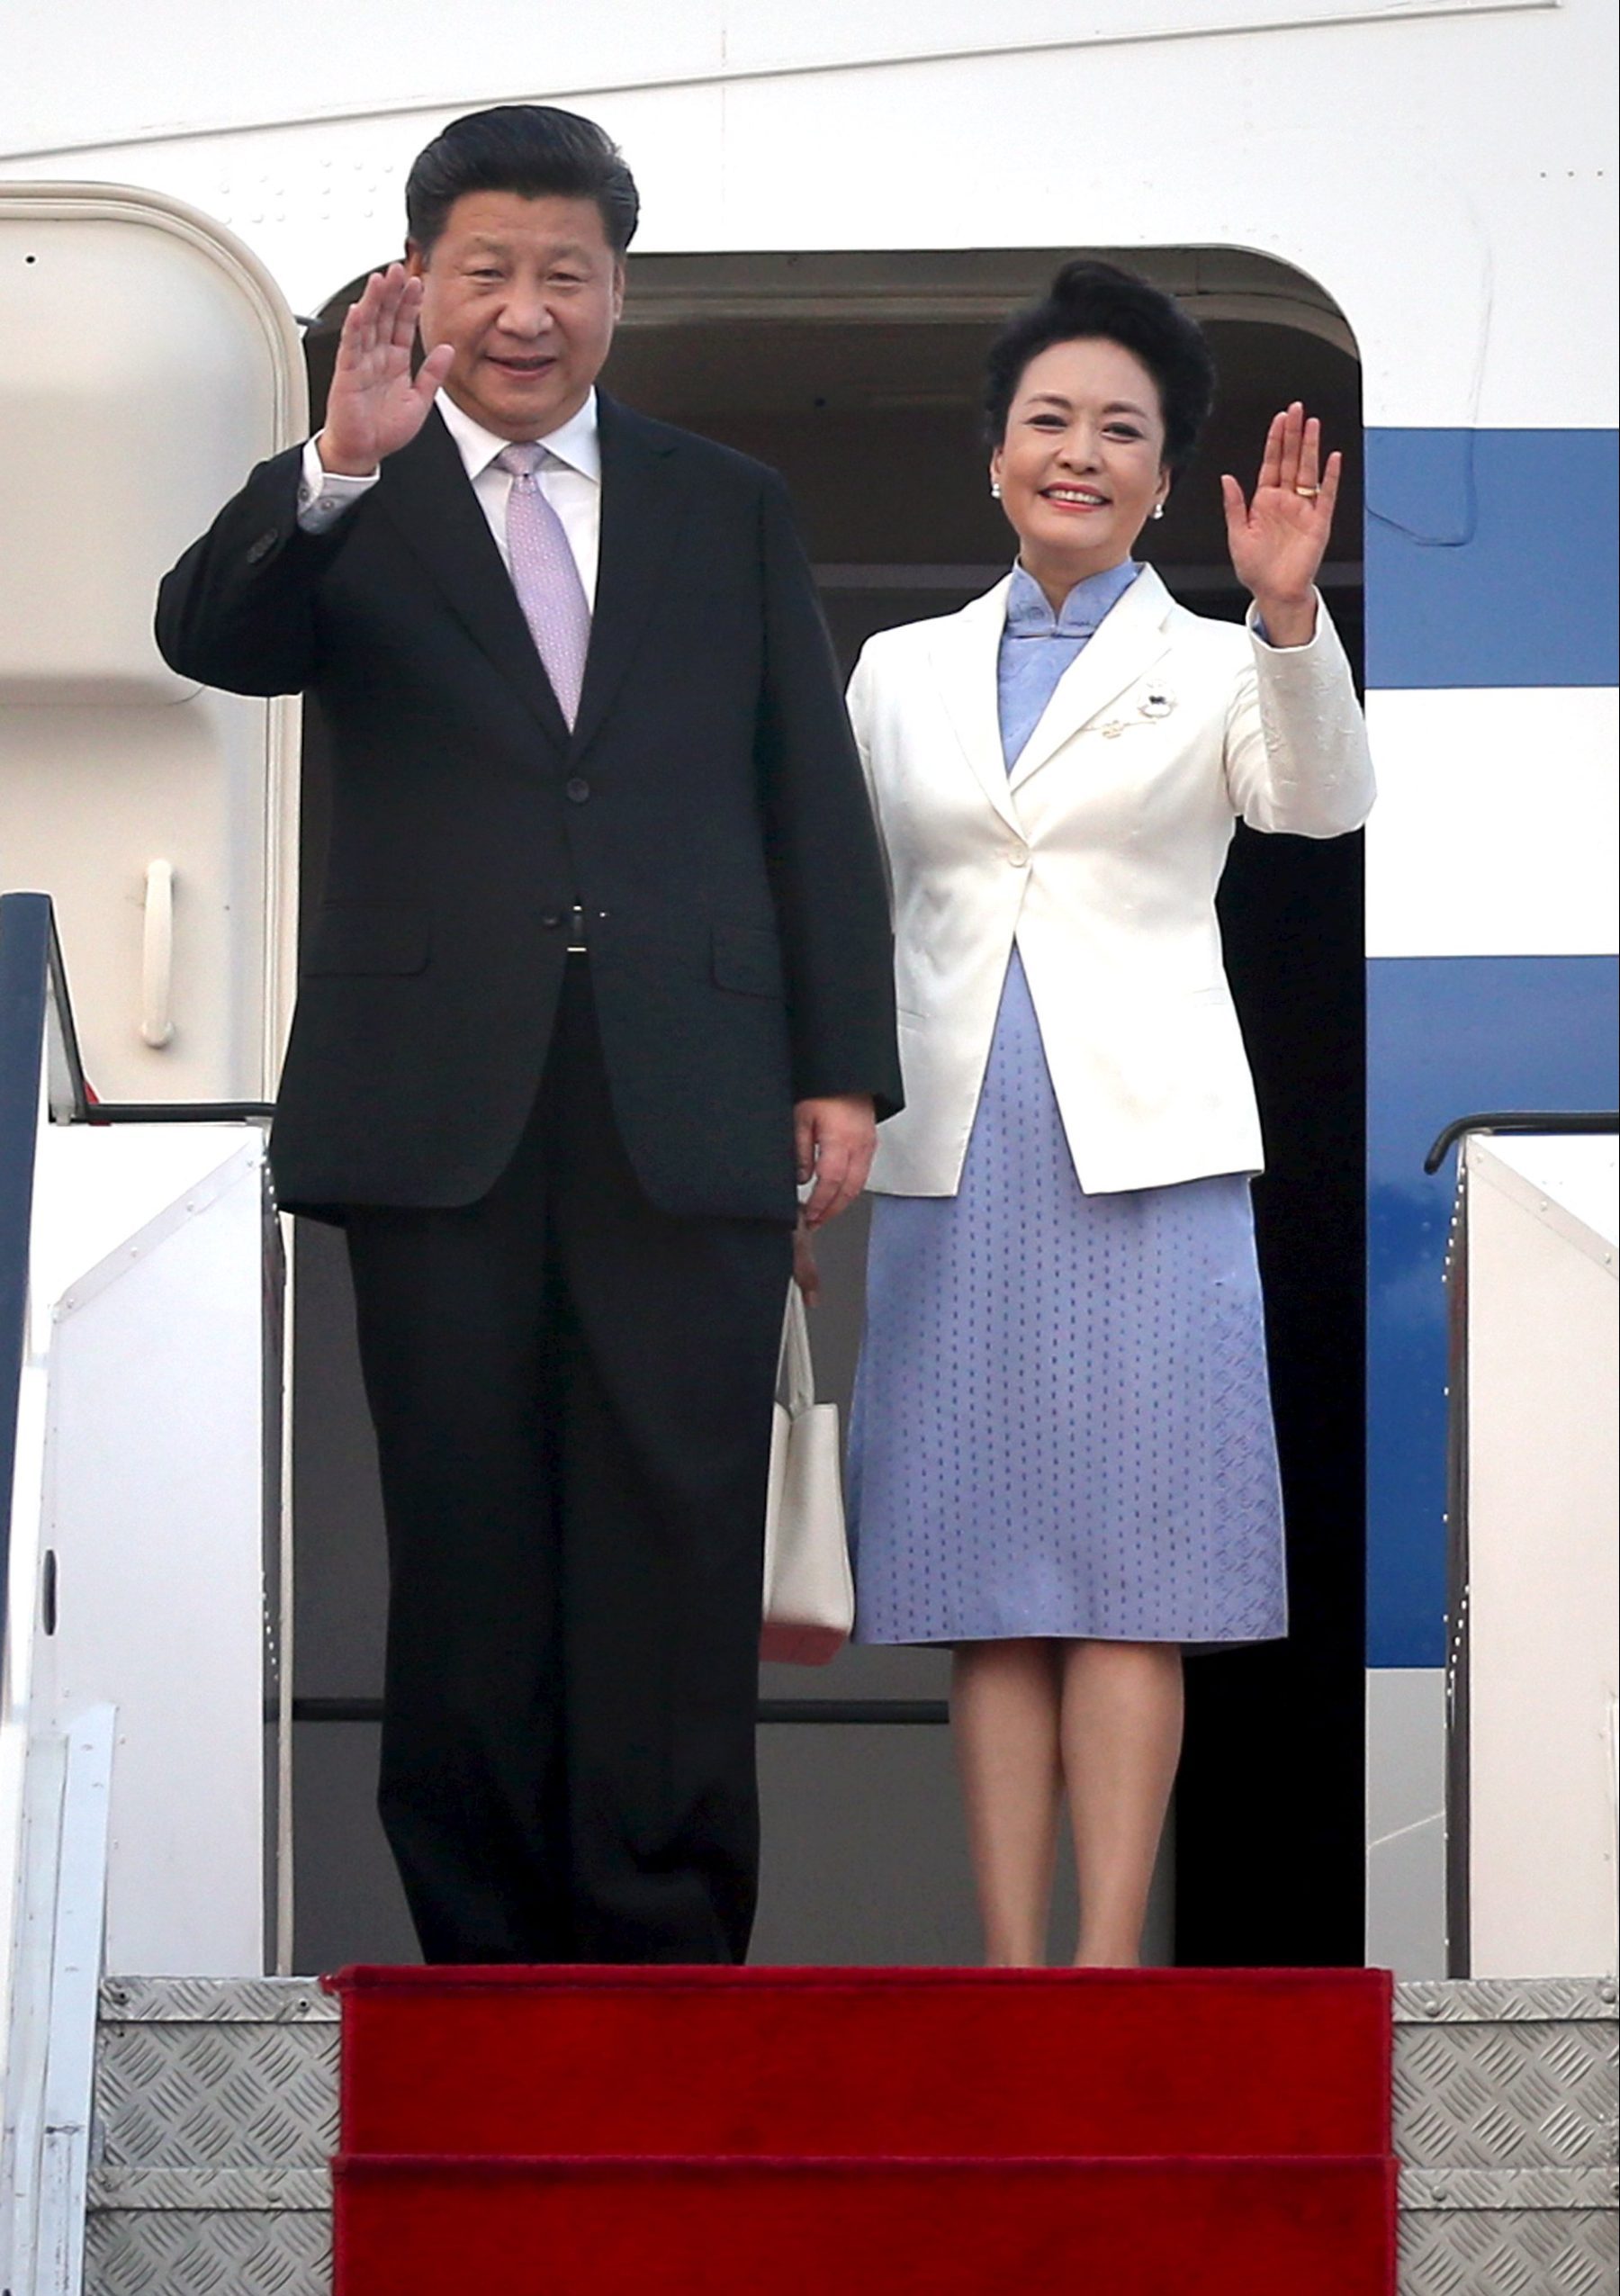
[406,104,640,257]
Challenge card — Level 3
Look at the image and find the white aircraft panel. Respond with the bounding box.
[0,187,304,1104]
[1365,689,1620,959]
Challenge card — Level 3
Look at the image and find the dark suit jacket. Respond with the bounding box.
[156,397,901,1222]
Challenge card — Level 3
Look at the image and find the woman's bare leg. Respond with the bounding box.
[1059,1640,1184,1967]
[950,1639,1064,1966]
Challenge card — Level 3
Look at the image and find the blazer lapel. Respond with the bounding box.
[570,395,687,758]
[373,409,572,750]
[1006,566,1175,794]
[930,579,1022,835]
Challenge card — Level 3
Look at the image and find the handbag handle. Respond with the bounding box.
[777,1283,817,1417]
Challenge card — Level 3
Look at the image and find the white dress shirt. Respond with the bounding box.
[295,388,603,604]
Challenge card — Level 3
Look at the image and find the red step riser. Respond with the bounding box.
[332,2155,1400,2296]
[331,1967,1393,2159]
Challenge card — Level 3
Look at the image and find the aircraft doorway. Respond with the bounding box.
[290,248,1366,1973]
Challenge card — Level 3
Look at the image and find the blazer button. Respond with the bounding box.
[1007,843,1030,868]
[565,778,591,804]
[540,912,563,930]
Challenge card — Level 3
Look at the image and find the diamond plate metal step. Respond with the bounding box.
[1393,1977,1619,2296]
[86,1972,1617,2296]
[88,1979,337,2296]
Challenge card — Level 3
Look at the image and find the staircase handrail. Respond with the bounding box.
[0,892,79,1672]
[1424,1108,1620,1175]
[2,889,280,1676]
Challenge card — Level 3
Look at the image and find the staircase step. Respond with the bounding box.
[328,1963,1392,2159]
[90,1979,338,2296]
[86,1973,1615,2295]
[331,2152,1399,2296]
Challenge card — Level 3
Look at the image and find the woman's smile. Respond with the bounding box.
[1040,484,1112,510]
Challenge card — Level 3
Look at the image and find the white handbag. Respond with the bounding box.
[760,1283,853,1665]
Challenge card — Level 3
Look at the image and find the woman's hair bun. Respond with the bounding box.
[1047,257,1143,311]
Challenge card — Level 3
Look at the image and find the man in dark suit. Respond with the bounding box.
[157,105,899,1966]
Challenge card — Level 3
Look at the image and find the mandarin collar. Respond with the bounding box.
[1004,556,1141,640]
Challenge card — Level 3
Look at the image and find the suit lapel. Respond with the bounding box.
[372,408,572,750]
[931,580,1022,834]
[1005,566,1175,793]
[570,395,687,758]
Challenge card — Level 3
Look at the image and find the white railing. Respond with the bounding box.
[0,891,285,2293]
[0,892,111,2296]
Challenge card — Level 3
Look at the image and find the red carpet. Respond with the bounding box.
[328,1966,1397,2294]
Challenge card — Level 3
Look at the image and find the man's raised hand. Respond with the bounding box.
[316,264,455,477]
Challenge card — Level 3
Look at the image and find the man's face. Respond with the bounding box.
[407,191,625,440]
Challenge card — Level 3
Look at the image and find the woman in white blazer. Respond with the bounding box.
[842,262,1374,1967]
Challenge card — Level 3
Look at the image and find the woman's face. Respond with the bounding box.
[991,336,1171,589]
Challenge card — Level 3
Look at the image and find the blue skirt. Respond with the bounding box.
[848,954,1287,1647]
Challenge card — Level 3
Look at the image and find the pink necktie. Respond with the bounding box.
[494,444,591,728]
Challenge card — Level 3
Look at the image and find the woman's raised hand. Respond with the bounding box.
[317,264,455,477]
[1220,403,1341,645]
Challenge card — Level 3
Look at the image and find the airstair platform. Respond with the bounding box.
[84,1971,1616,2295]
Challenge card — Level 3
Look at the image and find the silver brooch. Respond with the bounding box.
[1138,689,1175,720]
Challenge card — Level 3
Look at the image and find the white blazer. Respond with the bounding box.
[848,566,1375,1198]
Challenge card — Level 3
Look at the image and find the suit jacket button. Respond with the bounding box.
[565,778,591,804]
[246,531,280,564]
[540,912,562,929]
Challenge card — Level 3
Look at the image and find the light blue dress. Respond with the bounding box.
[847,563,1287,1648]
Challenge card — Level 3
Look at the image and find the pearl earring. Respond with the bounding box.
[1151,503,1166,520]
[990,482,1003,500]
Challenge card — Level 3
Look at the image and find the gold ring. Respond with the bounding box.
[1294,483,1320,498]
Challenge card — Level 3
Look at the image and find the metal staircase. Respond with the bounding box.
[4,891,1616,2292]
[81,1972,1616,2296]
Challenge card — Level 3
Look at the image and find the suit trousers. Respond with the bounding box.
[343,960,793,1965]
